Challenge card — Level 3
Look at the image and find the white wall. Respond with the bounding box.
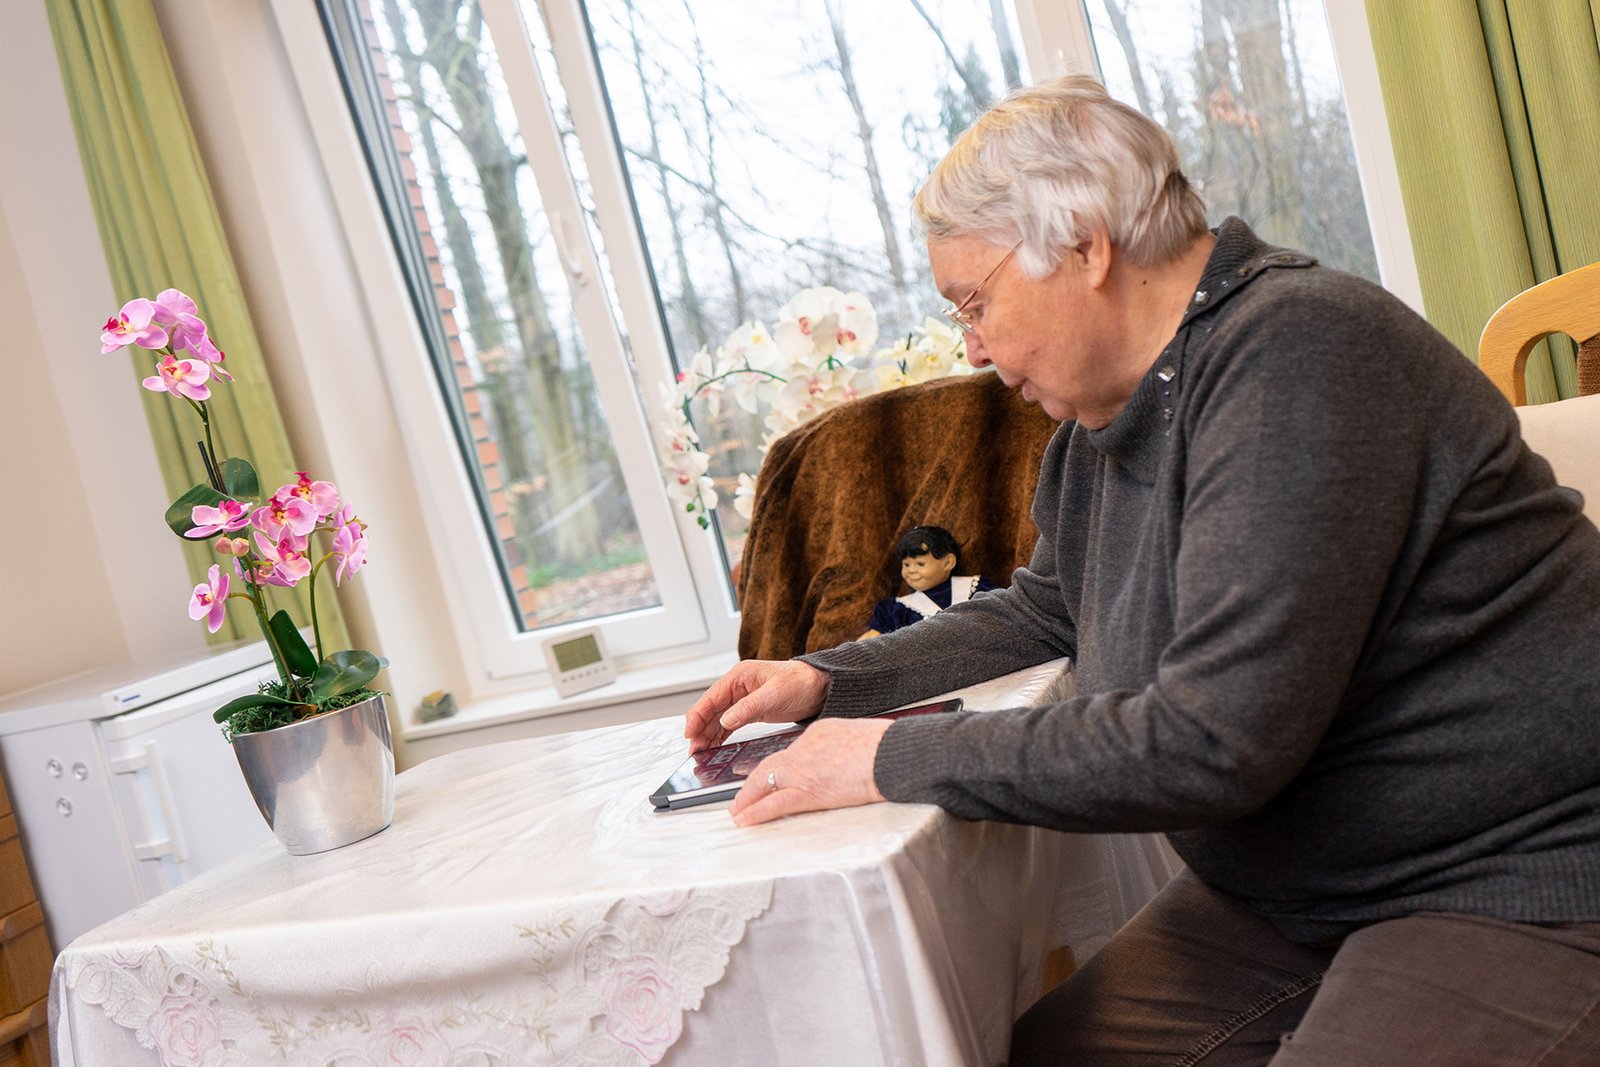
[0,1,198,696]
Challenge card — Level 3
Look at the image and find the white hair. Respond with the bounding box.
[914,75,1208,274]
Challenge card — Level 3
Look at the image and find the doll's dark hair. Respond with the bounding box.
[895,524,961,562]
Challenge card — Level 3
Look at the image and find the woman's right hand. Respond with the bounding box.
[683,659,830,752]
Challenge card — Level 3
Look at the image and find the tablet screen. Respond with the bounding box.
[659,727,805,798]
[651,697,963,809]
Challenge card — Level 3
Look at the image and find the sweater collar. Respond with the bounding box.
[1180,215,1315,327]
[1085,217,1315,483]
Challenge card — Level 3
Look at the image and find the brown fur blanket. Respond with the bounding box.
[736,372,1061,659]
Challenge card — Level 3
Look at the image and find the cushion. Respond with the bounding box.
[1516,392,1600,523]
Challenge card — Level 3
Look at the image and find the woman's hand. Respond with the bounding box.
[729,717,893,826]
[683,659,831,752]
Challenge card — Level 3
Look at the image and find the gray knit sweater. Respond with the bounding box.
[802,218,1600,943]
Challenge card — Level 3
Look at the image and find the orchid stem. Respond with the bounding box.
[247,578,291,690]
[249,588,291,687]
[307,555,330,663]
[184,397,224,492]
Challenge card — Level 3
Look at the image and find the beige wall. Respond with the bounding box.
[0,1,199,697]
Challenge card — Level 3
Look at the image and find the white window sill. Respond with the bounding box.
[402,648,738,746]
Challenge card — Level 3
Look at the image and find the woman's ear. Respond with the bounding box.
[1081,227,1113,289]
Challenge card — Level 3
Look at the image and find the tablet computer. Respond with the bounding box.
[650,697,963,812]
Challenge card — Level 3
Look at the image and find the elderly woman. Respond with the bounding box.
[683,76,1600,1063]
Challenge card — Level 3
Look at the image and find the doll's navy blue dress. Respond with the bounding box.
[868,575,997,635]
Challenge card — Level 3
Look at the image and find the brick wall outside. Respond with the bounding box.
[354,0,534,617]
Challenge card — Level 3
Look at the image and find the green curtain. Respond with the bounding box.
[1365,1,1600,403]
[48,0,349,652]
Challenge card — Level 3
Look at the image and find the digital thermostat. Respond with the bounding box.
[541,626,617,698]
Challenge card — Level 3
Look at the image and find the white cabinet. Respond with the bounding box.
[0,642,281,948]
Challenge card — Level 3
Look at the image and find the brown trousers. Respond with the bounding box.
[1011,868,1600,1066]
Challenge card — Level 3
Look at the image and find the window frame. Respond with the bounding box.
[274,0,713,690]
[270,0,1422,699]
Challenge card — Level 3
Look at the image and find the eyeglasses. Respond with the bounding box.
[943,239,1022,334]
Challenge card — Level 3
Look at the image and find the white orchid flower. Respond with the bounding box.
[733,472,758,520]
[834,291,879,356]
[876,362,913,391]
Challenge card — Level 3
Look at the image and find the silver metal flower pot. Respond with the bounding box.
[230,694,395,855]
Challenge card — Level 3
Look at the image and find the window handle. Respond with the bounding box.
[551,209,588,288]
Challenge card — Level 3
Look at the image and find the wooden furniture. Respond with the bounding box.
[1478,261,1600,404]
[1476,262,1600,523]
[0,773,50,1067]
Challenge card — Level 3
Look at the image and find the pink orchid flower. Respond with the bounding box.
[186,498,253,538]
[189,336,233,382]
[187,564,230,633]
[151,289,209,353]
[141,354,212,402]
[330,507,369,585]
[101,299,169,354]
[250,490,318,544]
[252,532,312,588]
[288,472,340,519]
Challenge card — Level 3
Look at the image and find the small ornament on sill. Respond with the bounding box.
[419,690,458,723]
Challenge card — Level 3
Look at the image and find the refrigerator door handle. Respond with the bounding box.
[108,741,191,864]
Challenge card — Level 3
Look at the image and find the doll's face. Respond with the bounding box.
[901,551,957,592]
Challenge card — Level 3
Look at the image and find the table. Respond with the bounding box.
[51,662,1178,1066]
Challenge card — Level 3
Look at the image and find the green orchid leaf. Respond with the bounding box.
[165,483,227,538]
[221,458,260,501]
[212,692,312,724]
[309,649,384,703]
[269,611,317,678]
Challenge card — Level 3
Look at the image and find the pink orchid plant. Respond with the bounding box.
[101,290,385,736]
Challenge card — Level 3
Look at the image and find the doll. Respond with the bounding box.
[859,524,997,639]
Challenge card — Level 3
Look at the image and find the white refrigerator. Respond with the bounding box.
[0,639,282,950]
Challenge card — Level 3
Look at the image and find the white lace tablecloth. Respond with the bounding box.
[51,662,1179,1066]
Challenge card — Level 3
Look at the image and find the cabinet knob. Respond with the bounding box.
[46,758,63,778]
[56,797,73,817]
[72,762,89,781]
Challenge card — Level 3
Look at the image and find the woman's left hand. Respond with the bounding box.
[730,717,894,826]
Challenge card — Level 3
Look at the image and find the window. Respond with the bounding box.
[325,0,663,629]
[289,0,1417,690]
[316,0,709,679]
[1081,0,1378,279]
[564,0,1029,564]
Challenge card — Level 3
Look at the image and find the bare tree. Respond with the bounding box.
[681,0,748,326]
[825,0,908,298]
[1197,0,1304,247]
[408,0,604,563]
[988,0,1023,89]
[622,0,710,350]
[908,0,993,110]
[1101,0,1156,115]
[379,0,550,580]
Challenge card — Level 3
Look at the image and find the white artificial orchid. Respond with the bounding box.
[733,472,758,520]
[773,286,879,366]
[876,360,914,391]
[657,290,974,528]
[719,320,785,376]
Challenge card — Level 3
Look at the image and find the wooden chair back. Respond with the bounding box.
[1477,261,1600,404]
